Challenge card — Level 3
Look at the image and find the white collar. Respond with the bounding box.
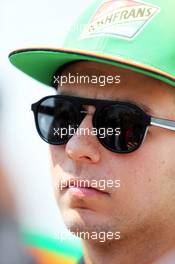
[153,250,175,264]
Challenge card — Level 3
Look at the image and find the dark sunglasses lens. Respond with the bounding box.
[95,104,147,153]
[36,97,78,144]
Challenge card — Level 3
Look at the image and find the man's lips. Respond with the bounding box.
[60,179,109,195]
[68,186,107,198]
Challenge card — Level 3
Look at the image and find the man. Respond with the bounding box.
[9,0,175,263]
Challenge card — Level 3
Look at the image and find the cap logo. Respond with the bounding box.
[80,0,160,40]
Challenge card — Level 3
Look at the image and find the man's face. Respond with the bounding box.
[49,61,175,239]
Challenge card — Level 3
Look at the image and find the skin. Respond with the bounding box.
[49,61,175,264]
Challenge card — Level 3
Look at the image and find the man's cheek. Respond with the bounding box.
[49,145,66,165]
[53,181,62,201]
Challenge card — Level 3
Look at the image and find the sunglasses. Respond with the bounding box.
[31,95,175,154]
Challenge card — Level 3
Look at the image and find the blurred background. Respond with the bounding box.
[1,0,94,262]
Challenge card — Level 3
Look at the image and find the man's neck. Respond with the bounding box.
[81,230,175,264]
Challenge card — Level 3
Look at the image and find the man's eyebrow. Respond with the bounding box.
[57,90,75,97]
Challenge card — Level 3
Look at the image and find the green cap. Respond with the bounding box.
[9,0,175,87]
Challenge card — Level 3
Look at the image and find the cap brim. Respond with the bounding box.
[9,47,175,87]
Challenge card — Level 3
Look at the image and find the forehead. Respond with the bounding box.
[58,60,166,92]
[60,60,151,81]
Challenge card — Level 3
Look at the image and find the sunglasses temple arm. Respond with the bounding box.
[150,117,175,131]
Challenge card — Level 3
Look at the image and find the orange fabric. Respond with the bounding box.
[28,247,76,264]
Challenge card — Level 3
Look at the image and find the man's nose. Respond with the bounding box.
[65,105,100,163]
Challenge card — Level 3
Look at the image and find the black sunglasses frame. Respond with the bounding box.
[31,95,175,154]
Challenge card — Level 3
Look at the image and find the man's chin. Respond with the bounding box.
[61,207,118,235]
[62,210,122,244]
[60,207,148,243]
